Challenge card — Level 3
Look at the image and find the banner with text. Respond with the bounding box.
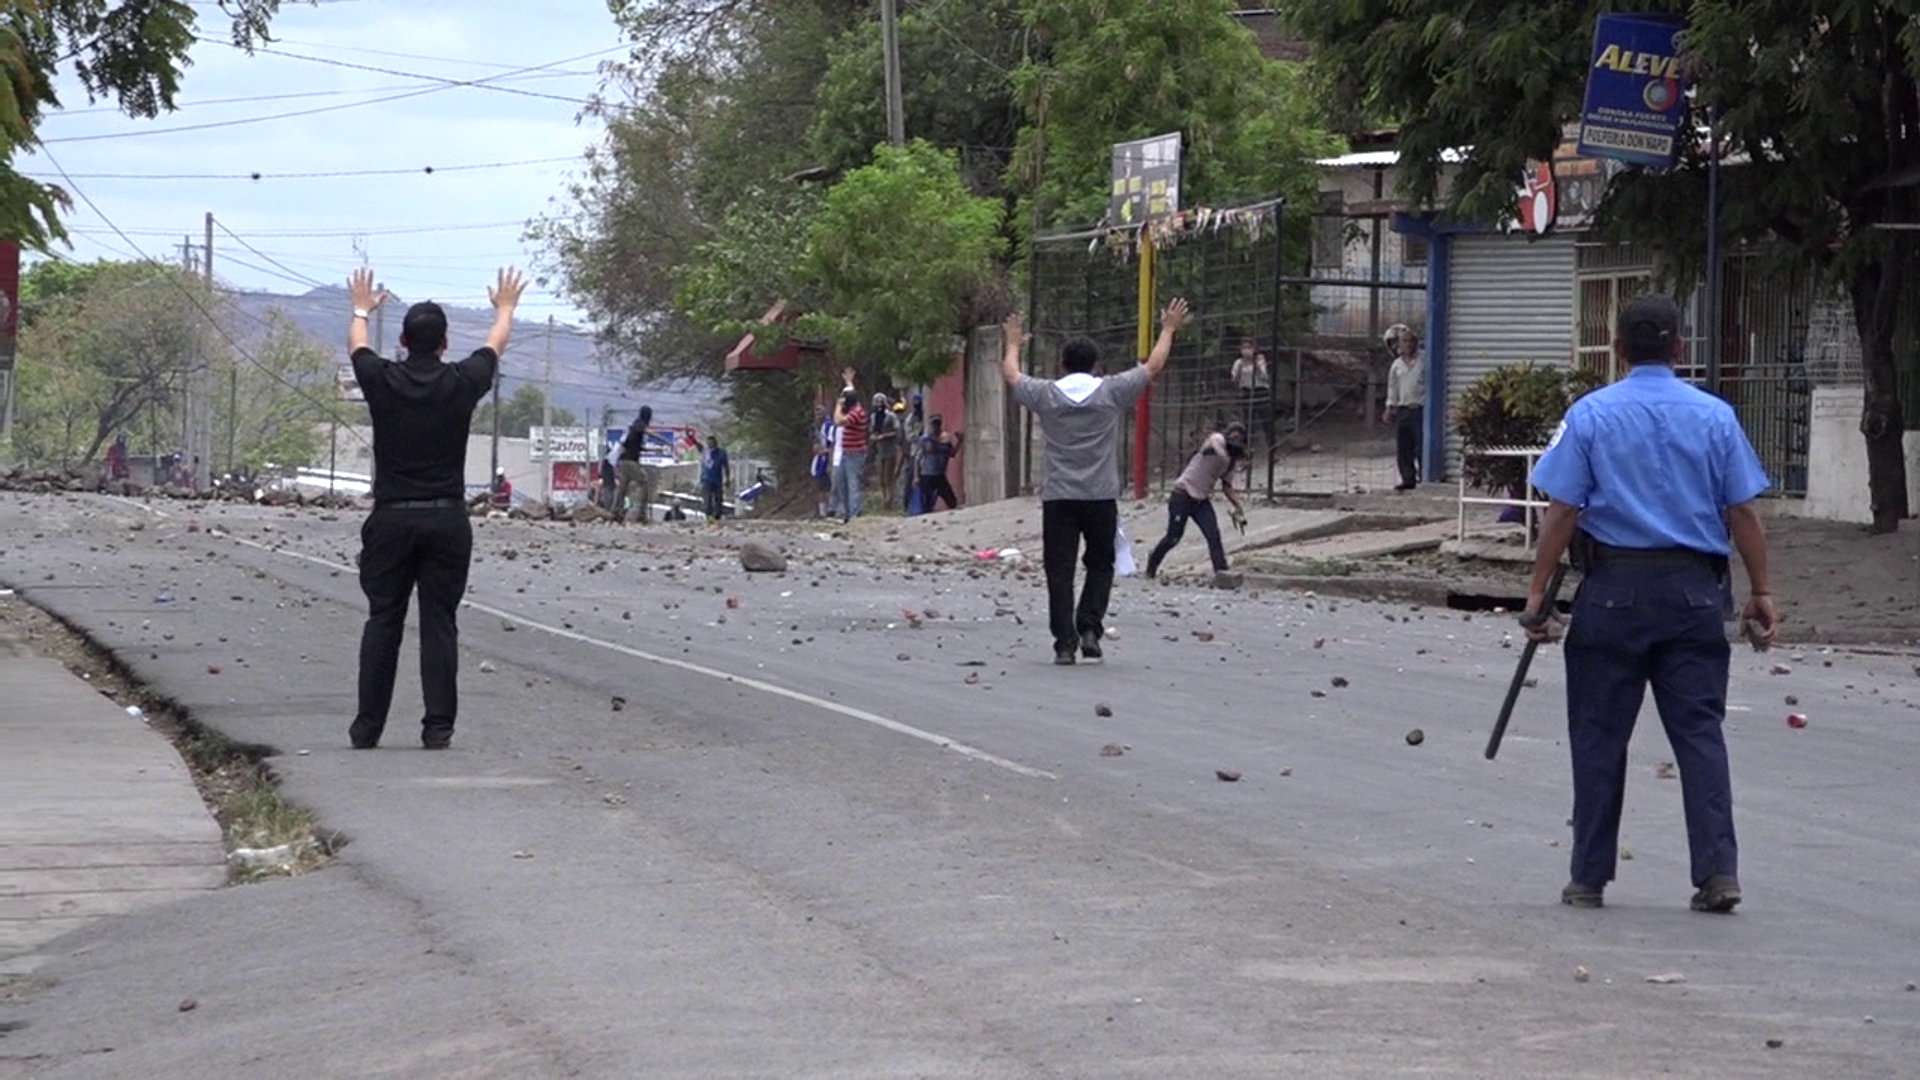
[530,425,593,461]
[1576,14,1689,168]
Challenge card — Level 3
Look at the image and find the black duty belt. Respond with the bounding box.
[1590,541,1724,571]
[376,496,465,510]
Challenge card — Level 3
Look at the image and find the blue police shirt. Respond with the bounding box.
[1530,365,1770,555]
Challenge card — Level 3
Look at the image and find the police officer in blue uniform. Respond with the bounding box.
[1525,294,1779,914]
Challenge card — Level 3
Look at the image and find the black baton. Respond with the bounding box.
[1485,562,1568,761]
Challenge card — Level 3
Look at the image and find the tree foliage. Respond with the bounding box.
[677,142,1006,387]
[1292,0,1918,531]
[471,383,577,439]
[220,311,343,474]
[2,0,286,249]
[541,0,1341,477]
[13,259,216,467]
[1011,0,1338,231]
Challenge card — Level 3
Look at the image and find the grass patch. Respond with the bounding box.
[0,598,337,885]
[1295,557,1361,577]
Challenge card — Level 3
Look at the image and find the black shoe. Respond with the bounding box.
[1690,875,1741,913]
[1561,882,1604,908]
[1079,630,1104,662]
[1053,648,1077,666]
[1394,482,1416,491]
[349,719,382,750]
[421,725,453,751]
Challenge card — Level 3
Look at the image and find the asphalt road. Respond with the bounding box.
[2,492,1917,1078]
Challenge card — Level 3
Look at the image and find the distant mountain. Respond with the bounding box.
[227,286,725,431]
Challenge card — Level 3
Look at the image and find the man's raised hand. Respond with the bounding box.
[489,267,528,312]
[1162,297,1191,332]
[349,267,389,312]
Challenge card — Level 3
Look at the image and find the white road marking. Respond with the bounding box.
[214,530,1057,781]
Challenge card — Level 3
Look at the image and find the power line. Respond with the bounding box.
[55,71,595,116]
[237,44,607,105]
[213,220,332,289]
[25,154,580,182]
[70,220,527,238]
[263,36,615,73]
[42,44,623,144]
[37,146,377,454]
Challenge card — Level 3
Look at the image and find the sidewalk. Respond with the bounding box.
[0,612,225,977]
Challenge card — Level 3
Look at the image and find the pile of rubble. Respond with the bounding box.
[0,464,364,510]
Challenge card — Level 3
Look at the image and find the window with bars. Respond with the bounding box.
[1575,271,1652,383]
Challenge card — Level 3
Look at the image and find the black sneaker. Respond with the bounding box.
[1689,875,1741,913]
[421,725,454,751]
[1053,648,1077,666]
[1561,882,1604,908]
[1079,630,1104,662]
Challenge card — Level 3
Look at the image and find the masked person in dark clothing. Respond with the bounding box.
[615,406,654,523]
[347,266,525,750]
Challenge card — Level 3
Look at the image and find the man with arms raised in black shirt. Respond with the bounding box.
[346,266,525,750]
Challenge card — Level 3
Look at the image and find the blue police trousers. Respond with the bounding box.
[1563,558,1737,890]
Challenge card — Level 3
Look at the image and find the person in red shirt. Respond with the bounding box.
[831,367,869,521]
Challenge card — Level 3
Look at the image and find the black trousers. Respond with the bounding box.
[919,474,958,512]
[354,506,473,742]
[1394,404,1423,487]
[1146,490,1227,577]
[702,481,724,520]
[1041,499,1119,652]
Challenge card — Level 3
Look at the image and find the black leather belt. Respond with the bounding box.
[376,496,465,510]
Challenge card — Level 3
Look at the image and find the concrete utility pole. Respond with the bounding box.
[538,315,554,503]
[880,0,905,147]
[373,281,387,357]
[195,211,214,492]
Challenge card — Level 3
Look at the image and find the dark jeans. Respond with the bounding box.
[1394,405,1423,487]
[702,481,724,520]
[353,506,474,744]
[1563,558,1736,889]
[918,474,958,512]
[1041,499,1119,653]
[1146,490,1227,577]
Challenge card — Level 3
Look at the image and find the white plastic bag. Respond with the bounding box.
[1114,523,1137,577]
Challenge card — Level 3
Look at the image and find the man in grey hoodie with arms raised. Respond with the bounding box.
[1003,298,1190,665]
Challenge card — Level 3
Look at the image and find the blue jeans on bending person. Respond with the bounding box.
[1145,490,1227,578]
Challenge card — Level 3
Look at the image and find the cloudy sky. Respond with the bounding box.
[22,0,624,324]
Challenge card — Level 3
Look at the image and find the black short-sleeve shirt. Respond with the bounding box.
[351,346,498,502]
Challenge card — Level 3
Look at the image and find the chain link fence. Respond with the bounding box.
[1025,201,1426,498]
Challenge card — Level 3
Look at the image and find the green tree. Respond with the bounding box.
[217,311,342,475]
[472,384,576,439]
[2,1,286,248]
[1010,0,1339,232]
[13,259,216,466]
[677,142,1006,386]
[808,0,1027,194]
[1292,1,1917,532]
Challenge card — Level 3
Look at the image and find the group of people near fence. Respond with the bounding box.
[810,370,963,522]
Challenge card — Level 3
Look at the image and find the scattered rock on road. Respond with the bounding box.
[1215,768,1242,782]
[611,696,627,712]
[1574,966,1590,983]
[1645,972,1686,985]
[1405,728,1425,746]
[1330,676,1349,689]
[1100,743,1126,758]
[1094,702,1113,717]
[739,541,788,573]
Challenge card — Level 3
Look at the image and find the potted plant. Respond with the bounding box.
[1455,362,1604,510]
